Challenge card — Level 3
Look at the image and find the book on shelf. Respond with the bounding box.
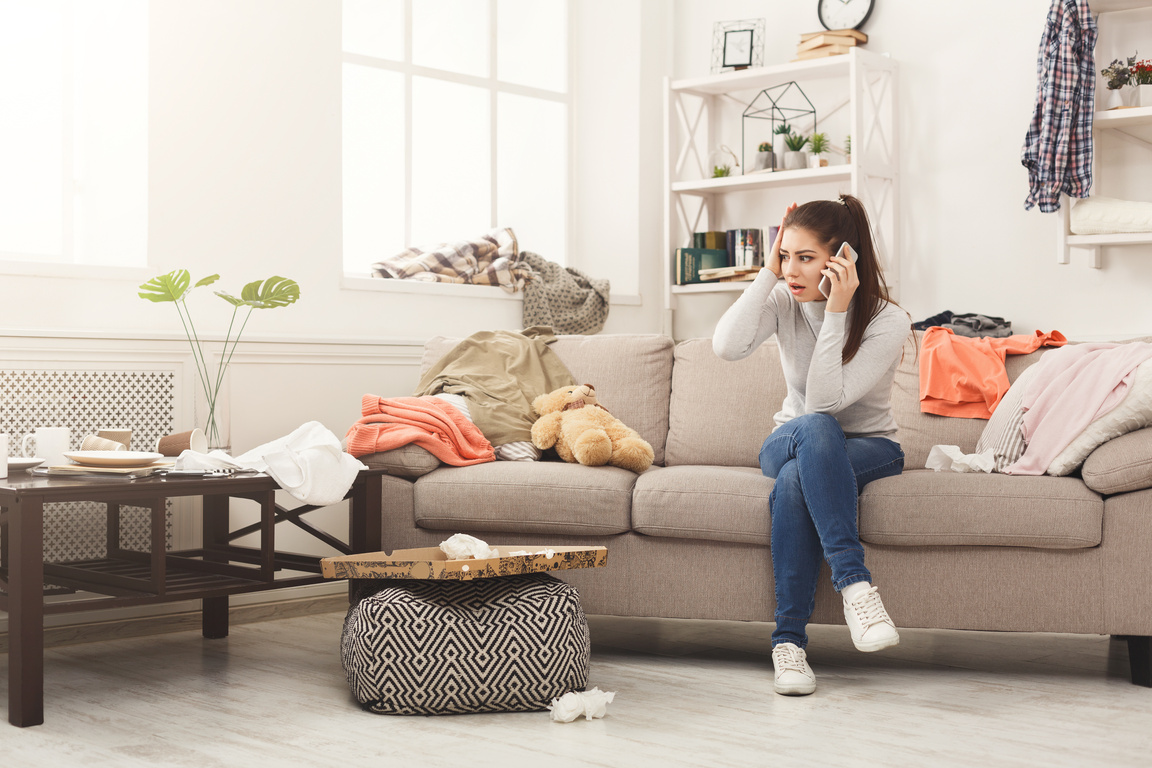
[800,28,867,43]
[692,230,726,250]
[675,247,729,285]
[797,33,861,53]
[698,265,761,282]
[726,228,763,268]
[794,44,855,61]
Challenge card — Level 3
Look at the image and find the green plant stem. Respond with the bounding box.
[174,299,216,420]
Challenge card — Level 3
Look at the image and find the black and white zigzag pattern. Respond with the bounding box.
[341,572,590,715]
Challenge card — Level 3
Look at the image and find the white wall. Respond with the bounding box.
[671,0,1152,340]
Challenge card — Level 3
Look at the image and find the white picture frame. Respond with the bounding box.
[711,19,764,75]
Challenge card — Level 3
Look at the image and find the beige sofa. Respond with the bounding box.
[365,332,1152,686]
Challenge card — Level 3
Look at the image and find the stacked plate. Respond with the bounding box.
[63,451,166,468]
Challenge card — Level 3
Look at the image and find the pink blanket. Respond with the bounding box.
[1004,342,1152,475]
[345,395,495,466]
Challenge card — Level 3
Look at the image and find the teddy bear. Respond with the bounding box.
[530,384,654,473]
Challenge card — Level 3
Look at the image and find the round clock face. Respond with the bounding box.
[818,0,874,31]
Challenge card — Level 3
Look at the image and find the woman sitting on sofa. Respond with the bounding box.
[712,194,912,696]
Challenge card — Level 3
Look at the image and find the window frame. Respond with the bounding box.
[340,0,574,283]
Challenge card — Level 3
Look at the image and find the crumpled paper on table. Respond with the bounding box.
[439,533,499,560]
[548,687,616,722]
[925,444,995,473]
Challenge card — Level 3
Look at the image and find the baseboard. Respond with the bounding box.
[0,590,351,653]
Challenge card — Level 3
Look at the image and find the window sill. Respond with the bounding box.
[341,275,642,305]
[0,259,152,281]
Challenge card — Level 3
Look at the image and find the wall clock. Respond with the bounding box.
[818,0,874,31]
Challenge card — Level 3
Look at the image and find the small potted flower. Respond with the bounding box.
[754,141,774,172]
[1101,57,1133,109]
[1131,57,1152,107]
[808,132,829,168]
[782,132,809,171]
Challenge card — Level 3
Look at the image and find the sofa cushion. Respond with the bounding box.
[859,470,1103,549]
[1081,427,1152,495]
[359,445,441,478]
[412,461,635,536]
[665,338,783,467]
[424,333,673,466]
[632,465,772,545]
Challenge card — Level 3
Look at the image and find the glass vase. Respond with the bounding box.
[195,371,231,454]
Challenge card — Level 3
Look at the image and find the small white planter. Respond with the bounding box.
[808,153,827,169]
[753,151,774,171]
[1138,84,1152,107]
[783,151,807,170]
[1105,88,1125,109]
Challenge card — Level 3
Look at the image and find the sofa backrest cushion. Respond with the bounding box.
[665,338,785,467]
[422,333,674,466]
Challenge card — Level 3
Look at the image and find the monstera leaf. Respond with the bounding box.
[138,270,220,303]
[215,276,300,309]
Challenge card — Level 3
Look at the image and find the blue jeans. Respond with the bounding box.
[759,413,904,649]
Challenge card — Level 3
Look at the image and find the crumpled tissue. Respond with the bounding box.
[926,444,995,473]
[548,688,616,722]
[439,533,499,560]
[508,548,556,558]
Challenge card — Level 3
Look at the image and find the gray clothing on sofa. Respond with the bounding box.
[711,269,912,442]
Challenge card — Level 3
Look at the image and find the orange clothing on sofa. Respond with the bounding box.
[345,394,495,465]
[919,327,1068,419]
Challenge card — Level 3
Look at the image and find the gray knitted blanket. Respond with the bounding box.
[520,252,610,335]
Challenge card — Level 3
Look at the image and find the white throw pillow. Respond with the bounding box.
[1046,358,1152,476]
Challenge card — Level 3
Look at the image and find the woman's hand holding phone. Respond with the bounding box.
[765,203,797,279]
[821,242,859,313]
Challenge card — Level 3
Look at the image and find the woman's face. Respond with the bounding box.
[778,226,832,303]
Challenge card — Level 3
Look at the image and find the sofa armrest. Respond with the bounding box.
[1082,427,1152,495]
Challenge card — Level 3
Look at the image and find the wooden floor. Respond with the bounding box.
[1,610,1150,767]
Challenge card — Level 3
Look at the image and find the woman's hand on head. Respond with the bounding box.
[765,203,797,279]
[822,243,859,313]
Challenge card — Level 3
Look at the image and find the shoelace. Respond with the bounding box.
[773,644,809,674]
[848,587,892,628]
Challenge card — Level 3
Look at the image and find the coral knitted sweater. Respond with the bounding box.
[345,395,494,466]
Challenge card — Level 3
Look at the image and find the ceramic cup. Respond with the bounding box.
[22,427,70,468]
[97,428,132,450]
[81,435,128,452]
[156,428,208,456]
[1,433,8,479]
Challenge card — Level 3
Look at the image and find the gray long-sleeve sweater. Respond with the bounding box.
[712,270,911,442]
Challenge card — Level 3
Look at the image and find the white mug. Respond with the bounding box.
[0,433,8,479]
[22,427,71,468]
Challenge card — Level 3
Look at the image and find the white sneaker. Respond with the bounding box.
[772,642,816,696]
[843,585,900,652]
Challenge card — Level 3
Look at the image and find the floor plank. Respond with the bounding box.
[1,612,1149,767]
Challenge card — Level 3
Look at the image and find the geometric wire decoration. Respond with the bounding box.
[742,81,816,171]
[711,18,765,75]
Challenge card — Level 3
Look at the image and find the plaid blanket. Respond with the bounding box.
[371,227,532,293]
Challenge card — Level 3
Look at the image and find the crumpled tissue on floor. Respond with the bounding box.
[549,688,616,722]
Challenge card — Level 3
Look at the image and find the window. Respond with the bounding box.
[341,0,570,276]
[0,0,148,268]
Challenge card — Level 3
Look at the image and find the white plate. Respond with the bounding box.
[6,457,45,471]
[63,451,166,467]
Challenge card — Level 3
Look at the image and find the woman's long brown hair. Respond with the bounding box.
[781,194,896,364]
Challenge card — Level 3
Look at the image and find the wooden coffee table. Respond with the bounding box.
[0,468,385,727]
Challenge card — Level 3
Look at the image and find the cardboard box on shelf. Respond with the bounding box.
[321,544,608,581]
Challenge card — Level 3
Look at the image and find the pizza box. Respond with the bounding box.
[320,545,607,581]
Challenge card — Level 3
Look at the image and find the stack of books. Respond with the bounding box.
[698,266,761,283]
[675,247,729,285]
[794,29,867,61]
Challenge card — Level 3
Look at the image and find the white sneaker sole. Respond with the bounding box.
[774,679,816,696]
[851,632,900,653]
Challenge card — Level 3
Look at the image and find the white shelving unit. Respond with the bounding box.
[1057,1,1152,267]
[662,48,898,336]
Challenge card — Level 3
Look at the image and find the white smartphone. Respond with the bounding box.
[818,242,858,298]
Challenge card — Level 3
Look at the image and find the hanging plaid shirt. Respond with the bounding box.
[1021,0,1097,213]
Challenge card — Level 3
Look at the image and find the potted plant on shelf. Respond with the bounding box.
[772,122,793,168]
[808,132,829,168]
[1101,57,1134,109]
[754,141,774,172]
[782,132,810,171]
[138,271,301,452]
[1131,57,1152,107]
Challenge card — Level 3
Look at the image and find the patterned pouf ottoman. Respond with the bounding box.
[341,571,590,715]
